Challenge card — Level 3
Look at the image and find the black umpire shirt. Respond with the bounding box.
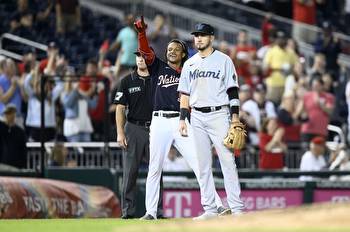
[113,71,153,122]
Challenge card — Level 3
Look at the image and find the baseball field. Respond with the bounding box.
[0,203,349,232]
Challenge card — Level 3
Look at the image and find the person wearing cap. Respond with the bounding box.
[263,29,298,105]
[299,136,327,181]
[0,104,27,169]
[178,22,245,219]
[113,51,164,219]
[134,17,226,220]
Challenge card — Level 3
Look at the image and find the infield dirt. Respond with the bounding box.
[121,202,350,232]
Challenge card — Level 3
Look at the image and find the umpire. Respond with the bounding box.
[114,51,163,219]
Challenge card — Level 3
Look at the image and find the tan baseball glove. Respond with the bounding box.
[223,121,247,150]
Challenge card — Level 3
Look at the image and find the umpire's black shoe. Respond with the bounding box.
[139,214,155,220]
[121,215,135,219]
[157,215,168,219]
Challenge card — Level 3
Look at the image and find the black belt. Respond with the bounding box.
[128,119,151,128]
[194,106,222,113]
[153,112,180,118]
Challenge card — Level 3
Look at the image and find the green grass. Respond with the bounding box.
[0,219,349,232]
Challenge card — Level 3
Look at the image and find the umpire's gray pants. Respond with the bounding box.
[121,122,163,217]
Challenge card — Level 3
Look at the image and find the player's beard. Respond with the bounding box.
[196,41,211,51]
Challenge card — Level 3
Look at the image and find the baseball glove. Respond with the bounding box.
[223,121,247,150]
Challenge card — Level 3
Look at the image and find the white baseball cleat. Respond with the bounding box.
[193,212,218,220]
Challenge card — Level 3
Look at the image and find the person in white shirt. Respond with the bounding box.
[241,83,276,145]
[299,136,327,181]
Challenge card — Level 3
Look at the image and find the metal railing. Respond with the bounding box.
[27,142,122,171]
[0,33,48,60]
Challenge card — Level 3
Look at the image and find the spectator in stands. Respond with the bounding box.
[261,12,275,47]
[39,41,58,73]
[109,14,138,79]
[61,69,97,142]
[345,75,350,144]
[263,30,298,105]
[34,0,54,33]
[314,21,341,80]
[329,143,350,181]
[299,136,327,181]
[257,26,276,61]
[0,58,24,126]
[55,0,81,35]
[11,10,35,40]
[241,83,277,145]
[308,53,326,78]
[148,13,178,57]
[48,142,77,167]
[0,104,27,169]
[287,38,302,58]
[239,85,258,145]
[292,0,317,44]
[321,72,334,93]
[284,61,307,96]
[79,59,106,141]
[230,29,257,86]
[300,76,334,143]
[277,91,303,142]
[259,118,287,170]
[24,55,64,142]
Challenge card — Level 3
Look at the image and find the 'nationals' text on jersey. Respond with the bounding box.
[148,57,181,111]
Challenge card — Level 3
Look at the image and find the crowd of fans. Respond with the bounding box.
[0,0,350,173]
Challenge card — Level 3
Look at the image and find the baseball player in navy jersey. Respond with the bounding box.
[178,23,245,220]
[134,17,227,220]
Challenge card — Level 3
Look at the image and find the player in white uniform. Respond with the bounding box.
[178,23,245,220]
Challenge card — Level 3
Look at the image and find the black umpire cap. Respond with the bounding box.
[191,23,215,35]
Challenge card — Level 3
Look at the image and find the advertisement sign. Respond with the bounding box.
[314,190,350,203]
[163,189,303,218]
[0,177,120,219]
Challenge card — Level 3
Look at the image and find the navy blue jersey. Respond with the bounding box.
[148,57,180,111]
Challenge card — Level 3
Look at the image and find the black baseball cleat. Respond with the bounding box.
[217,206,231,216]
[139,214,156,220]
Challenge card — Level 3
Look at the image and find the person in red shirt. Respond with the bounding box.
[259,118,287,170]
[292,0,317,43]
[261,13,275,46]
[300,76,334,143]
[230,30,257,86]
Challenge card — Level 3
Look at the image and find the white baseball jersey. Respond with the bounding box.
[178,50,239,107]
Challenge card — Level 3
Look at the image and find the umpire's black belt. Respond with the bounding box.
[128,119,151,128]
[194,106,222,113]
[153,111,180,118]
